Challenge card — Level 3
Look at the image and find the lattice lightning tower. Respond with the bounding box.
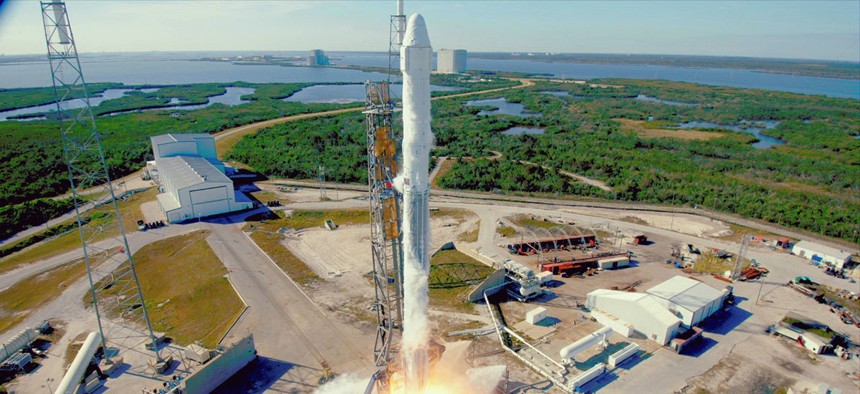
[40,1,161,360]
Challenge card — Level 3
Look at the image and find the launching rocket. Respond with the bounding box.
[399,13,432,393]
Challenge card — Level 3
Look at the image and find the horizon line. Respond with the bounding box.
[1,50,858,65]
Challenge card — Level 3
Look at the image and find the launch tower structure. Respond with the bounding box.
[40,1,161,360]
[389,0,406,82]
[364,81,404,390]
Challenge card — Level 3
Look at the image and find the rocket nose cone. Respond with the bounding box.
[403,13,430,48]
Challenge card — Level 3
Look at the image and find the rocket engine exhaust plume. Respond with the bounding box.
[398,12,433,393]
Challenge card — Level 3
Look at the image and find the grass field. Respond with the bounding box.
[616,119,724,141]
[497,225,517,238]
[691,251,750,275]
[510,214,560,230]
[92,230,244,348]
[248,230,320,285]
[0,187,157,274]
[0,260,87,334]
[458,227,480,243]
[246,208,369,231]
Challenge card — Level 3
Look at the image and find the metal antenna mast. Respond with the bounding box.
[731,236,750,281]
[364,81,404,392]
[40,1,160,359]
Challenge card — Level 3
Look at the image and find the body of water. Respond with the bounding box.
[635,94,697,106]
[0,88,132,120]
[284,84,461,104]
[1,52,856,99]
[466,98,541,117]
[333,52,859,99]
[0,56,390,89]
[539,90,571,97]
[679,120,785,149]
[1,86,257,120]
[501,126,546,135]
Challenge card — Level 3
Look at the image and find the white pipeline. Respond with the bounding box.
[55,331,101,394]
[399,12,433,393]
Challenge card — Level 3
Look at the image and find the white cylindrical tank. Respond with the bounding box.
[559,326,613,361]
[55,332,101,394]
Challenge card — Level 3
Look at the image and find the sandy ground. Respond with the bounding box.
[256,182,365,203]
[562,207,732,238]
[283,212,482,336]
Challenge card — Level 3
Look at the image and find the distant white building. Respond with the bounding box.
[791,240,854,270]
[150,134,252,223]
[586,276,730,345]
[437,49,467,73]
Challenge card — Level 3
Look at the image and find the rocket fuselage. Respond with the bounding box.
[399,13,432,393]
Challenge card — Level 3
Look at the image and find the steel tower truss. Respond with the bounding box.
[40,1,160,359]
[388,13,406,83]
[364,81,404,389]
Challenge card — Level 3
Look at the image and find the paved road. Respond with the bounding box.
[205,217,373,387]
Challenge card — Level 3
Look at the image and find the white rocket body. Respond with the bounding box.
[399,13,432,393]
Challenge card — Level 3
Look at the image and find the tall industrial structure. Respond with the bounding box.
[308,49,331,66]
[437,49,467,73]
[388,0,406,82]
[363,2,409,392]
[364,80,404,392]
[40,0,160,359]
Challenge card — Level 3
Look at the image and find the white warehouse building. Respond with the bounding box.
[587,290,681,345]
[151,134,252,223]
[645,275,729,328]
[791,240,854,270]
[437,49,467,73]
[586,276,729,345]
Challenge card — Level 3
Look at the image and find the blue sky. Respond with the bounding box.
[1,0,858,61]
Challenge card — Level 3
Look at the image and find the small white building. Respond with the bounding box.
[791,240,854,269]
[525,307,547,325]
[597,255,630,270]
[437,49,467,73]
[645,276,728,328]
[151,134,252,223]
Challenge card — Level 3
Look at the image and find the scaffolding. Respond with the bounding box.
[388,12,406,83]
[40,1,161,360]
[364,81,404,391]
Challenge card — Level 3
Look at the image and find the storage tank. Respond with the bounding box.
[559,326,612,362]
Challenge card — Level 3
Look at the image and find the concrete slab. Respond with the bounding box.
[140,200,166,223]
[513,320,557,340]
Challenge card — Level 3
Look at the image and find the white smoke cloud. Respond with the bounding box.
[314,373,369,394]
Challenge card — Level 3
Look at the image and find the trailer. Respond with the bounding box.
[540,252,630,275]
